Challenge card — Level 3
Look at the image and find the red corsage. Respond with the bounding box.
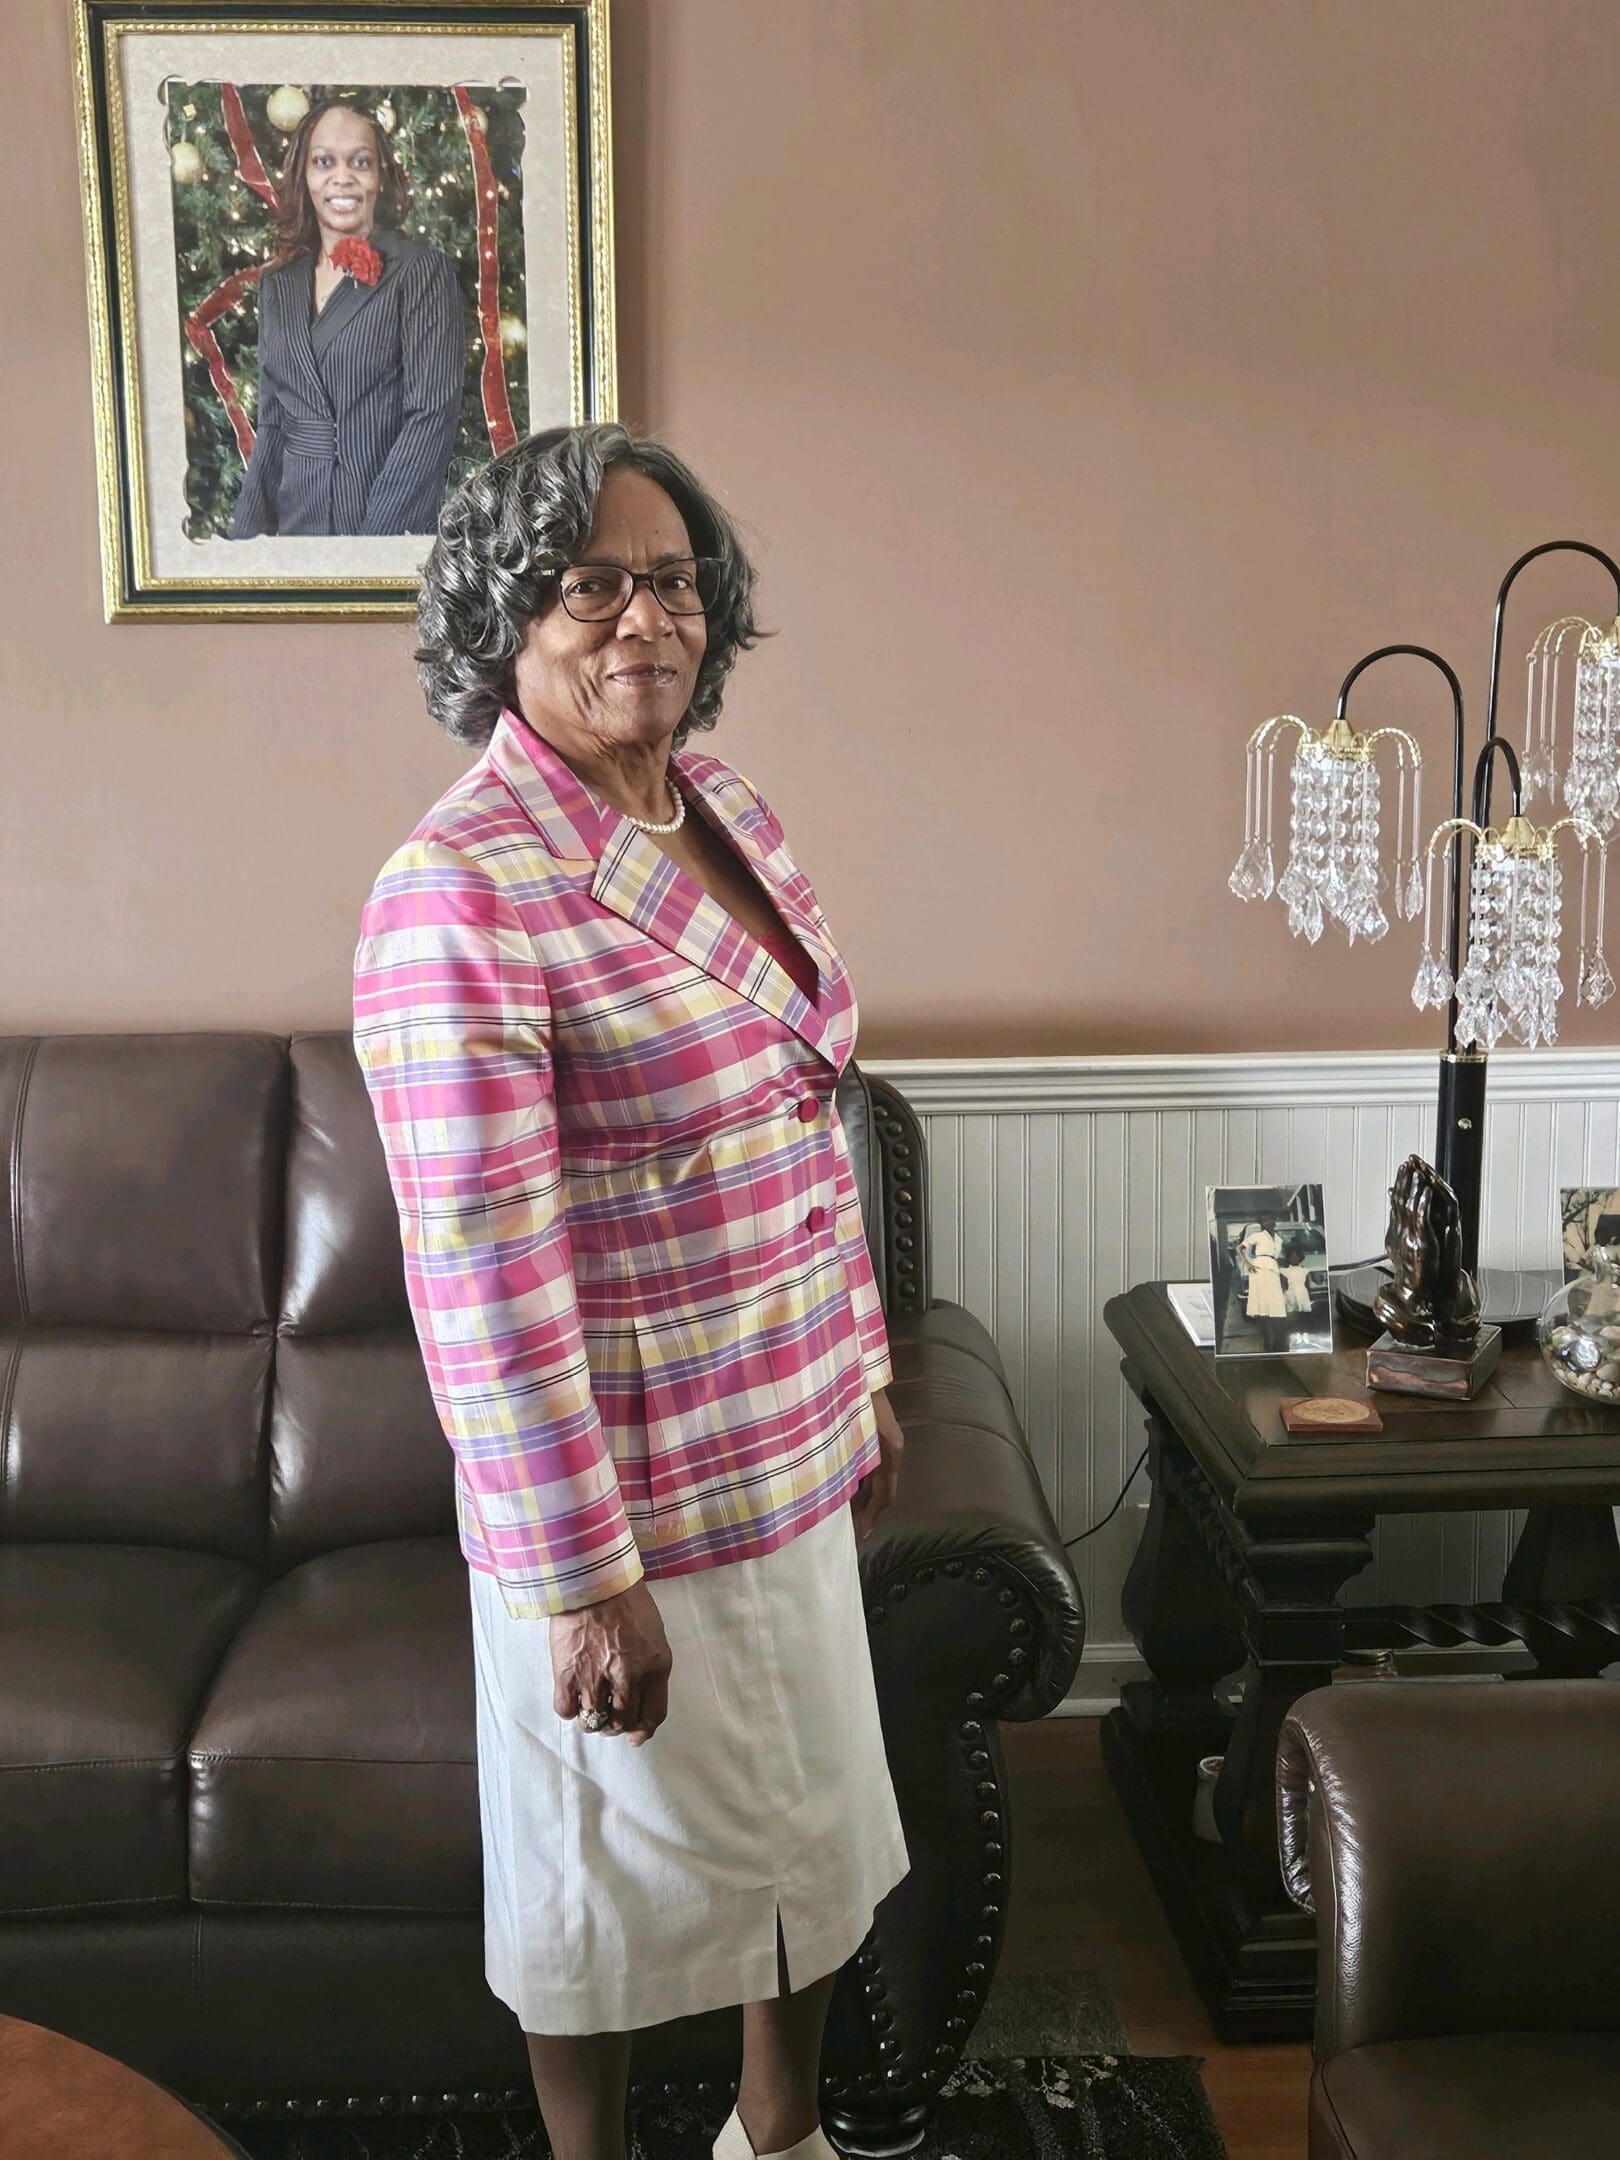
[331,236,383,286]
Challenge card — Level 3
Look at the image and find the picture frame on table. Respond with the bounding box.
[70,0,616,622]
[1561,1185,1620,1281]
[1206,1182,1335,1357]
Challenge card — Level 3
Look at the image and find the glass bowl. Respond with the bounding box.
[1537,1244,1620,1403]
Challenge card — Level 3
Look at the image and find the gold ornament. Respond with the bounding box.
[169,139,204,186]
[498,312,527,358]
[375,100,396,133]
[265,84,310,134]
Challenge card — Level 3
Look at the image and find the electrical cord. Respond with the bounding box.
[1058,1257,1390,1550]
[1062,1446,1148,1547]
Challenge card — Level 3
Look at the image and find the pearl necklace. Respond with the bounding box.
[620,775,687,834]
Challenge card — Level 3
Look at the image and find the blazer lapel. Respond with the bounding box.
[276,258,331,408]
[486,706,838,1068]
[309,226,399,360]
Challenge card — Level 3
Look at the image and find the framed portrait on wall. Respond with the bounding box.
[70,0,616,621]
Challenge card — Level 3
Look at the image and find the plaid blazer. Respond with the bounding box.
[353,705,892,1619]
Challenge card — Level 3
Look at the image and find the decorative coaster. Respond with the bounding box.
[1279,1394,1385,1434]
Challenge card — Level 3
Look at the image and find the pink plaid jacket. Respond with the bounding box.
[353,704,892,1619]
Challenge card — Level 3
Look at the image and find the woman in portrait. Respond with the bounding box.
[229,97,465,539]
[353,424,909,2160]
[1239,1208,1291,1350]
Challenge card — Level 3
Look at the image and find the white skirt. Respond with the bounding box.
[468,1496,913,2034]
[1244,1262,1289,1319]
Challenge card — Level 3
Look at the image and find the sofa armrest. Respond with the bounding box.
[1278,1680,1620,2060]
[864,1298,1085,1721]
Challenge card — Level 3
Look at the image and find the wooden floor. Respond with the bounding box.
[999,1716,1312,2160]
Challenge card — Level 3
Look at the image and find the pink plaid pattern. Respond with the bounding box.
[353,705,892,1618]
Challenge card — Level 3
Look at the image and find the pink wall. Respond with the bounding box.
[7,0,1619,1054]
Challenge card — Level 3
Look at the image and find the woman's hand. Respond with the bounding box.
[550,1580,673,1746]
[850,1386,905,1543]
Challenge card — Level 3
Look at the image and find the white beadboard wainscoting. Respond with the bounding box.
[862,1048,1620,1712]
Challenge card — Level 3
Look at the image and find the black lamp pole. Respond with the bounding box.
[1433,735,1522,1281]
[1334,647,1501,1274]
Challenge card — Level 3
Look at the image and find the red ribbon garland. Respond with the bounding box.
[220,84,279,209]
[181,83,281,463]
[184,265,263,461]
[453,85,518,454]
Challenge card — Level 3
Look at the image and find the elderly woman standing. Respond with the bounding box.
[353,423,909,2160]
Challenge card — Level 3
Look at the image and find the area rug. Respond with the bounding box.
[960,1970,1129,2059]
[213,2054,1223,2160]
[204,1967,1221,2160]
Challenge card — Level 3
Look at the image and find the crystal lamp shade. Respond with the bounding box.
[1521,615,1620,838]
[1410,811,1613,1047]
[1230,715,1422,947]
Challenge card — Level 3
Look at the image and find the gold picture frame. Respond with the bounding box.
[70,0,617,621]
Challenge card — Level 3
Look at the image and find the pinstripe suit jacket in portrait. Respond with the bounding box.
[353,706,894,1619]
[228,226,465,539]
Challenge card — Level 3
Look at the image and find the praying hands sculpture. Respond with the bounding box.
[1372,1155,1482,1353]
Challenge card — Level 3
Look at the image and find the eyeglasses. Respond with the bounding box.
[547,556,723,621]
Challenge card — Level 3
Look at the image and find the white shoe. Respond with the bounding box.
[712,2101,840,2160]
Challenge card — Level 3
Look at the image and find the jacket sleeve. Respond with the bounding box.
[727,761,894,1394]
[352,839,645,1617]
[227,289,284,539]
[358,248,466,535]
[828,1100,895,1391]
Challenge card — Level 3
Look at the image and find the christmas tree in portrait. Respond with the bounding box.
[167,80,530,541]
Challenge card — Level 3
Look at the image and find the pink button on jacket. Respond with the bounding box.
[353,705,893,1619]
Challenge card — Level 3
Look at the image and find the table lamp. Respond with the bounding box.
[1229,543,1617,1366]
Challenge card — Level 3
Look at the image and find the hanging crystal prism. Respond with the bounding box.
[1367,723,1423,930]
[1411,816,1467,1011]
[1230,715,1297,901]
[1568,620,1620,837]
[1521,618,1589,804]
[1573,821,1614,1009]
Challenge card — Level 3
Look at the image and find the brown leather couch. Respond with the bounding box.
[1278,1680,1620,2160]
[0,1032,1084,2157]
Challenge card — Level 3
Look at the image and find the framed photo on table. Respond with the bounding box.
[1206,1182,1335,1357]
[1561,1186,1620,1280]
[70,0,616,621]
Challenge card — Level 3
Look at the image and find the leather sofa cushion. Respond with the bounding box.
[0,1035,285,1334]
[1311,2035,1620,2159]
[187,1537,480,1914]
[3,1332,272,1564]
[0,1545,260,1916]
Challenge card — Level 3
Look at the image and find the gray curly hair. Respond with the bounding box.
[414,423,770,749]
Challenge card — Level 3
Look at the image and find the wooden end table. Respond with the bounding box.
[1100,1279,1620,2042]
[0,2012,252,2158]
